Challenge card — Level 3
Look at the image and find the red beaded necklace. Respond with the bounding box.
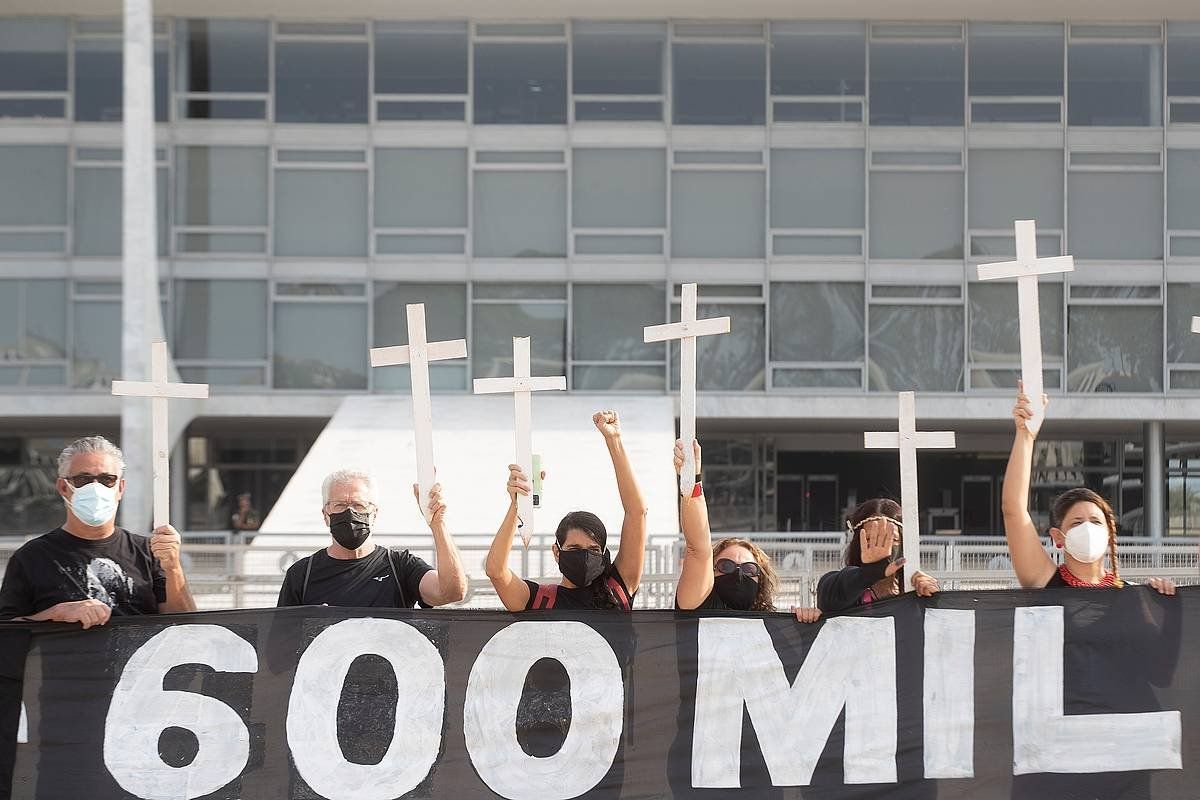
[1056,563,1117,588]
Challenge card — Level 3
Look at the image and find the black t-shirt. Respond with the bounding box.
[276,546,433,608]
[674,590,729,611]
[523,569,634,611]
[0,527,166,620]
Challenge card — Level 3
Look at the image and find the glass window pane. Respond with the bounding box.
[573,149,666,228]
[573,22,664,96]
[275,41,368,123]
[73,300,121,389]
[273,303,367,389]
[573,365,664,391]
[968,23,1063,97]
[375,149,467,228]
[374,22,468,94]
[1068,44,1163,126]
[373,283,467,390]
[673,43,766,125]
[672,171,766,258]
[74,37,168,122]
[176,19,269,94]
[774,367,862,389]
[275,170,367,256]
[1067,305,1163,391]
[1168,150,1200,231]
[0,286,20,354]
[473,43,567,124]
[474,172,567,257]
[0,145,66,225]
[968,149,1063,230]
[573,284,665,362]
[869,172,964,259]
[173,280,267,360]
[0,19,68,91]
[1168,24,1200,97]
[868,305,965,391]
[176,146,268,227]
[472,302,566,379]
[770,23,865,96]
[23,280,68,359]
[1068,172,1163,259]
[869,42,964,125]
[1167,284,1200,363]
[969,282,1063,363]
[770,283,864,362]
[672,304,765,390]
[74,167,169,257]
[770,149,864,228]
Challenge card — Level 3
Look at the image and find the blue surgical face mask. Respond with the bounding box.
[65,481,120,527]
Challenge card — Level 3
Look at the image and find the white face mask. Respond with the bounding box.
[1063,520,1109,564]
[64,481,120,527]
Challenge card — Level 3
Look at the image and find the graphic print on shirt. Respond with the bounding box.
[58,557,136,609]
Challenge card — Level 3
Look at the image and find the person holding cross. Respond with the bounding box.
[485,410,647,611]
[0,436,196,626]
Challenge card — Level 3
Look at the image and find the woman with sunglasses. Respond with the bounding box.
[674,440,780,612]
[816,498,939,614]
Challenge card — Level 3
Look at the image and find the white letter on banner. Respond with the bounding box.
[464,621,623,800]
[286,618,445,800]
[692,617,897,788]
[17,702,27,744]
[923,609,975,778]
[1012,606,1181,775]
[103,625,258,800]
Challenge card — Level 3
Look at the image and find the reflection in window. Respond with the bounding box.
[1167,284,1200,364]
[869,172,964,259]
[869,41,964,125]
[0,281,68,377]
[274,303,367,389]
[173,280,268,364]
[770,283,864,363]
[1068,172,1163,259]
[373,283,468,391]
[474,43,567,124]
[74,36,168,122]
[1067,305,1162,392]
[771,22,865,97]
[672,304,765,391]
[175,20,268,119]
[472,293,566,379]
[375,149,467,228]
[1168,150,1200,232]
[573,284,665,390]
[573,149,666,228]
[770,150,864,229]
[573,22,664,121]
[1068,43,1163,126]
[73,299,122,389]
[275,41,368,123]
[672,171,765,258]
[0,18,68,118]
[673,43,766,125]
[968,282,1063,388]
[869,305,965,391]
[474,172,566,257]
[274,169,367,257]
[968,150,1063,237]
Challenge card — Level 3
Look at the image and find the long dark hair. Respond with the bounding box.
[1050,487,1123,586]
[554,511,621,609]
[843,498,902,567]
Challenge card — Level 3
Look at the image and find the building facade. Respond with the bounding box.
[3,2,1200,539]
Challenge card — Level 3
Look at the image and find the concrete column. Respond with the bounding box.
[1143,421,1165,545]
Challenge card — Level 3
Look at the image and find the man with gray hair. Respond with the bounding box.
[0,436,196,626]
[276,469,467,608]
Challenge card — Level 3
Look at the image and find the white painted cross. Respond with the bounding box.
[1191,317,1200,335]
[864,392,956,590]
[976,219,1073,436]
[473,337,566,544]
[111,341,209,529]
[644,283,730,497]
[370,303,467,523]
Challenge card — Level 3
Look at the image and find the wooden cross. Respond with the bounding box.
[863,392,956,591]
[111,341,209,529]
[644,283,730,497]
[370,303,467,523]
[976,219,1073,436]
[473,337,566,544]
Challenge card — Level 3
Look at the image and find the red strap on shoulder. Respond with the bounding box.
[606,577,632,611]
[533,583,558,609]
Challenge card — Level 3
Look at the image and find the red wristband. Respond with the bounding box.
[691,481,703,499]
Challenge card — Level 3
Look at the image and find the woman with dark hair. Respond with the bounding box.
[485,410,647,611]
[1002,383,1175,594]
[816,498,940,614]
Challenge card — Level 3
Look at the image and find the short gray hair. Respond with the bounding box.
[321,469,377,506]
[57,436,126,478]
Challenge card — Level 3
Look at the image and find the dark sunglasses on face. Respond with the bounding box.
[715,558,762,579]
[65,473,120,489]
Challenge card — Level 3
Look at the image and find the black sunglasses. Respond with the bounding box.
[65,473,120,489]
[715,558,761,578]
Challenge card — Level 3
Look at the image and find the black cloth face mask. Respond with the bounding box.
[329,508,372,550]
[713,571,758,610]
[558,548,610,587]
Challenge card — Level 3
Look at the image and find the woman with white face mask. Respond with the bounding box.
[1002,383,1175,594]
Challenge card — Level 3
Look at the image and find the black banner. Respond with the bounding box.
[1,587,1196,800]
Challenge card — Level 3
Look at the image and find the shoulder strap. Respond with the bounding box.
[387,548,409,607]
[606,576,632,611]
[532,583,558,609]
[300,556,314,605]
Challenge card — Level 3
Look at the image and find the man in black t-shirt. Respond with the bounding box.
[0,436,197,626]
[276,468,467,608]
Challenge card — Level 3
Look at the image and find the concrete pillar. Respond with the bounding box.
[1143,421,1165,545]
